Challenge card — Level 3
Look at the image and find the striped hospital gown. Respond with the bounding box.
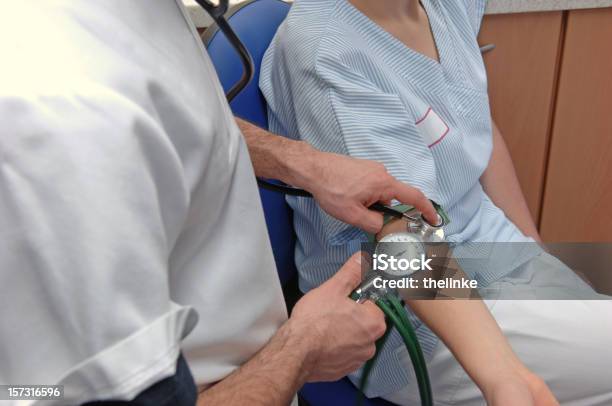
[260,0,539,398]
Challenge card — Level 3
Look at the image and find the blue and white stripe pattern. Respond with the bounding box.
[260,0,538,397]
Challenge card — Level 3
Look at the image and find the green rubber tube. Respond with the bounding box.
[386,294,431,387]
[356,295,433,406]
[377,298,433,406]
[356,320,392,406]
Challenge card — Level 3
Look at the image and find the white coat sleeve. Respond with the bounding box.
[0,85,190,373]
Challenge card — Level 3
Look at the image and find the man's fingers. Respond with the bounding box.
[355,206,384,234]
[392,181,438,225]
[360,301,387,339]
[325,252,365,295]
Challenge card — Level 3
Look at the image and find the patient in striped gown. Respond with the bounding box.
[260,0,612,404]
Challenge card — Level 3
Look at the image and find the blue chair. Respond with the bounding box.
[203,0,296,288]
[203,2,396,405]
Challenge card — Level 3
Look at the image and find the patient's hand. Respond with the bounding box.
[486,372,558,406]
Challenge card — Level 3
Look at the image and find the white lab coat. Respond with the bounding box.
[0,1,286,404]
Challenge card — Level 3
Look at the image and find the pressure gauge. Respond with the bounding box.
[374,232,427,279]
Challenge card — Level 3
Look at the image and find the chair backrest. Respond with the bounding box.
[203,0,296,286]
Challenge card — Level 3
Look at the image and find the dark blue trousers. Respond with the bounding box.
[82,354,197,406]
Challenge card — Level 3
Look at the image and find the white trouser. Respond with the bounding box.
[383,253,612,406]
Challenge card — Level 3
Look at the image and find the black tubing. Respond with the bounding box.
[257,179,313,197]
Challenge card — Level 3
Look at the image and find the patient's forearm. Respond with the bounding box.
[407,299,529,396]
[480,121,541,241]
[377,220,534,399]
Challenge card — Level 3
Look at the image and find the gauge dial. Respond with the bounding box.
[375,232,426,278]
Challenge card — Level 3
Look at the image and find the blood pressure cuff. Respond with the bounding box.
[368,202,449,243]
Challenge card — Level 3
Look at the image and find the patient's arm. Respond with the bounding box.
[376,220,557,406]
[480,121,541,241]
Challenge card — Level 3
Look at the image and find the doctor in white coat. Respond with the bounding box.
[0,1,437,405]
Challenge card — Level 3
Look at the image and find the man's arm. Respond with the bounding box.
[236,118,438,232]
[197,253,386,405]
[480,121,541,241]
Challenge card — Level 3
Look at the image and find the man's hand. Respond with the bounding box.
[301,150,438,233]
[288,252,386,381]
[197,253,386,405]
[237,118,437,234]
